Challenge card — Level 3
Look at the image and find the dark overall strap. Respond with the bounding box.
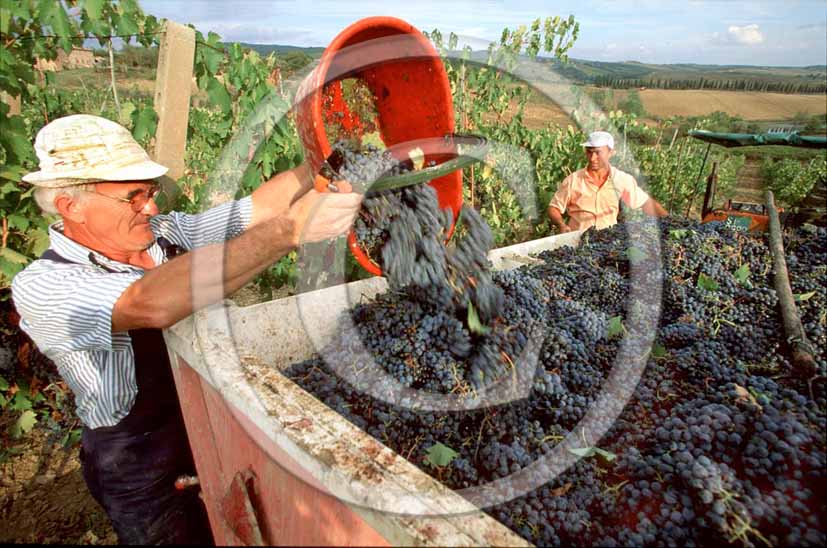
[40,236,183,267]
[42,240,185,432]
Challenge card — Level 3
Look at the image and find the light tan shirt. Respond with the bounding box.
[549,166,650,230]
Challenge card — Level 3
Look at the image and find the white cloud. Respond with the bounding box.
[727,24,764,45]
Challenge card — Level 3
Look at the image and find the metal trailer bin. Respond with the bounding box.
[163,230,584,546]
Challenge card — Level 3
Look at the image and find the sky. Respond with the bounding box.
[138,0,827,67]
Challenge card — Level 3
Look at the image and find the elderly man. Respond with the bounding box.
[547,131,667,232]
[12,115,362,544]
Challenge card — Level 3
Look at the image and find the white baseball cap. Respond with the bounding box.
[581,131,615,150]
[22,114,168,188]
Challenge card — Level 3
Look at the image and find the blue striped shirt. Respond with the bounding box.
[11,197,253,428]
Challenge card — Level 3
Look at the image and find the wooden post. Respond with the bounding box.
[700,161,718,219]
[153,21,196,198]
[0,91,21,116]
[668,128,679,150]
[684,142,712,218]
[108,34,121,112]
[765,190,817,378]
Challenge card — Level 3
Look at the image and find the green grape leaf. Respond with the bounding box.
[82,0,104,21]
[38,0,72,40]
[593,448,617,462]
[0,3,10,35]
[668,228,689,240]
[11,410,37,438]
[118,101,136,126]
[734,264,750,285]
[0,375,8,390]
[131,106,157,143]
[607,316,625,339]
[120,0,141,17]
[9,391,32,411]
[198,42,224,76]
[206,78,231,114]
[425,442,458,467]
[62,428,82,447]
[0,247,30,264]
[794,291,816,302]
[114,11,139,37]
[697,273,719,292]
[567,447,593,458]
[0,165,26,183]
[651,342,668,359]
[467,301,490,335]
[7,213,29,231]
[568,446,616,462]
[0,257,25,280]
[0,130,34,163]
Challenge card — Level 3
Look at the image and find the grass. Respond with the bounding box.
[727,145,825,161]
[52,67,156,96]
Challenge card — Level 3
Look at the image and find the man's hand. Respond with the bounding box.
[285,188,363,246]
[548,205,573,234]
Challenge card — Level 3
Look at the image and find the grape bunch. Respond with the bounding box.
[273,218,827,546]
[328,139,514,389]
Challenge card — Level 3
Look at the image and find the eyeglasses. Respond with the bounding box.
[86,184,162,212]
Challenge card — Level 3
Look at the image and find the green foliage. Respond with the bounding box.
[254,252,298,299]
[118,44,159,68]
[427,21,582,244]
[697,272,719,292]
[0,0,159,293]
[607,316,625,339]
[568,445,617,462]
[651,342,668,359]
[760,156,825,205]
[181,27,303,292]
[587,87,616,111]
[734,264,751,285]
[803,113,826,134]
[467,301,490,335]
[794,291,816,302]
[424,442,459,467]
[617,89,646,117]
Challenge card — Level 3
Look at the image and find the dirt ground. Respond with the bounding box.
[0,428,116,545]
[732,157,766,204]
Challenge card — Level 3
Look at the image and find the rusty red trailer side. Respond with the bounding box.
[172,357,390,546]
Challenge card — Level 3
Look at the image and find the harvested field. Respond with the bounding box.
[514,85,826,129]
[639,89,826,120]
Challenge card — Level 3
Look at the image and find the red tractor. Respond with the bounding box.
[689,129,827,231]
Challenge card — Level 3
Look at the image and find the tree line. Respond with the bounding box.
[592,75,826,94]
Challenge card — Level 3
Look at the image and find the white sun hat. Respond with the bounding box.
[22,114,168,188]
[581,131,615,150]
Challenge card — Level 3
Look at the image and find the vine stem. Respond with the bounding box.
[2,217,8,248]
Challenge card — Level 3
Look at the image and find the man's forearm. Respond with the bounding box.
[548,206,569,230]
[641,198,668,217]
[113,215,296,331]
[250,163,313,225]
